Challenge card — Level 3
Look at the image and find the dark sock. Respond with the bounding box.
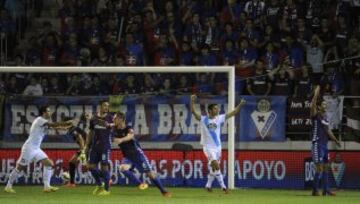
[69,162,76,184]
[313,172,321,192]
[90,168,102,186]
[101,170,110,191]
[122,170,141,185]
[151,176,166,193]
[322,171,329,193]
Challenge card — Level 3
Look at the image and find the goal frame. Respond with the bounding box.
[0,66,236,189]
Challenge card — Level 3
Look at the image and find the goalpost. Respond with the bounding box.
[0,66,236,189]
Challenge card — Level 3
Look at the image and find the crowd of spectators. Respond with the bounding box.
[0,0,360,98]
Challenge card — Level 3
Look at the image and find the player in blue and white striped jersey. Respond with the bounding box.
[191,95,245,193]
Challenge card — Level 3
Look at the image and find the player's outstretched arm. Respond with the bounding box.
[114,129,135,145]
[190,94,201,121]
[47,120,74,129]
[225,98,246,120]
[310,85,321,117]
[84,130,93,153]
[94,118,114,128]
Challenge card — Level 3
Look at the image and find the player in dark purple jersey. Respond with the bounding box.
[310,85,341,196]
[112,112,172,198]
[85,100,113,196]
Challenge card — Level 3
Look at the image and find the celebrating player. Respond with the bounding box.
[64,113,90,187]
[85,100,113,196]
[112,112,172,198]
[191,95,245,193]
[310,85,341,196]
[4,105,73,193]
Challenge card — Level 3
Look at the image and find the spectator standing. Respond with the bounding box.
[246,60,272,96]
[23,77,43,96]
[294,64,313,98]
[305,34,324,84]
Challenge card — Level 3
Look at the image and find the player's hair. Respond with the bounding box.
[115,111,125,119]
[316,99,325,109]
[99,100,108,105]
[208,104,218,112]
[39,105,49,115]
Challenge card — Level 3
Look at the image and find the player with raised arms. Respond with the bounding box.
[190,95,246,193]
[310,85,341,196]
[112,112,172,198]
[4,105,73,193]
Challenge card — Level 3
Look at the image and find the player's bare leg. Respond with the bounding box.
[4,163,26,193]
[41,158,59,193]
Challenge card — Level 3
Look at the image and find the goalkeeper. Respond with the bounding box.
[64,113,90,187]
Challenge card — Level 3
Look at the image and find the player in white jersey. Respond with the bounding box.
[4,105,73,193]
[190,95,246,193]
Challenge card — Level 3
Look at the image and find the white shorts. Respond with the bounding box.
[203,147,221,162]
[17,146,48,166]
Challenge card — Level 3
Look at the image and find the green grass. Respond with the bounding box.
[0,186,359,204]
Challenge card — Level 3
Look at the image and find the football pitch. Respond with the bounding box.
[0,186,359,204]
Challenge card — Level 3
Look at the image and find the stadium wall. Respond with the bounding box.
[0,149,359,189]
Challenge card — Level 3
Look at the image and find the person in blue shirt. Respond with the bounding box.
[310,85,341,196]
[112,112,172,198]
[198,44,217,66]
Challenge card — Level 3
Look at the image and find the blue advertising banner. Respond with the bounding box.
[3,95,230,142]
[239,96,286,141]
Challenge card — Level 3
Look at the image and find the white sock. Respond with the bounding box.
[205,173,215,188]
[43,166,53,189]
[6,168,20,188]
[214,170,226,189]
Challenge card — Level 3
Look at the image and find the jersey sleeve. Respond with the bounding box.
[38,117,49,127]
[218,114,226,124]
[200,115,206,123]
[321,118,329,126]
[321,118,330,131]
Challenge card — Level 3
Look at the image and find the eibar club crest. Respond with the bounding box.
[250,99,277,139]
[331,153,346,188]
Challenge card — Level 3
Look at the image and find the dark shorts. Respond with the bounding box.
[121,149,152,173]
[312,143,329,163]
[88,148,111,165]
